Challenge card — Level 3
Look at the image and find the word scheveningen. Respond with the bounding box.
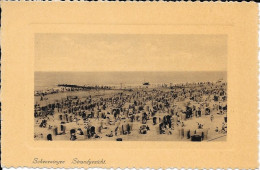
[33,158,65,165]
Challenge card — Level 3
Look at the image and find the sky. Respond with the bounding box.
[35,34,227,72]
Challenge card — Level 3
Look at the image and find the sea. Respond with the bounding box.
[34,71,227,91]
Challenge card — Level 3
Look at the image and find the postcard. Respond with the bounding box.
[1,2,258,169]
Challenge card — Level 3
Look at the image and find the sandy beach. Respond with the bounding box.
[34,81,227,142]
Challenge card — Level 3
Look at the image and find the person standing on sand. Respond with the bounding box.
[210,115,214,122]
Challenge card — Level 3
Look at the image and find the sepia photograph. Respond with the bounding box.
[34,34,227,142]
[2,3,258,169]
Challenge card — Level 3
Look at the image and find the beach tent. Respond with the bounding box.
[139,125,148,134]
[70,129,76,135]
[191,135,202,142]
[153,117,157,125]
[47,134,52,141]
[224,116,227,123]
[57,125,66,134]
[183,128,190,139]
[69,116,73,122]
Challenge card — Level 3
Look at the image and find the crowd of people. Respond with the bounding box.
[34,85,112,97]
[34,81,227,141]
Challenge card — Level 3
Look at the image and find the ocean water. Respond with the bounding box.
[34,71,227,91]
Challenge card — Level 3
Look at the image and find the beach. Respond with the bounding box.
[34,76,227,142]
